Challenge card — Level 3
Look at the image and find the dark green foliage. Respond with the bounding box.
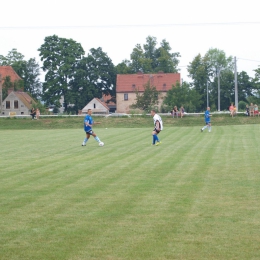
[70,47,116,113]
[163,81,202,112]
[130,81,160,112]
[38,35,85,110]
[122,36,180,74]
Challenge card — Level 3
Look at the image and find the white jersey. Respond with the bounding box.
[153,114,163,130]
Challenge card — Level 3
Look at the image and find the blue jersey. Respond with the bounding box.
[204,110,211,123]
[84,114,93,132]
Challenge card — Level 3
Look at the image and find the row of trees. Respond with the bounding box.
[1,35,260,113]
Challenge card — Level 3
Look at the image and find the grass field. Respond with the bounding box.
[1,120,260,259]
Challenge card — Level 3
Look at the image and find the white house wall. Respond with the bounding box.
[82,99,108,114]
[2,93,30,115]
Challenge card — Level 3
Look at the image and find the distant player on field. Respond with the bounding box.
[151,110,163,146]
[201,107,212,132]
[82,109,103,146]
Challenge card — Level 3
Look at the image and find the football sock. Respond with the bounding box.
[202,125,207,130]
[84,138,88,143]
[156,135,160,142]
[94,136,100,142]
[153,134,156,145]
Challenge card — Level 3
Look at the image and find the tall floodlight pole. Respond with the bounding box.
[218,69,221,111]
[234,57,238,109]
[207,81,209,107]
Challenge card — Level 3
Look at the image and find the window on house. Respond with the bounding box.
[124,94,128,101]
[132,84,136,90]
[6,101,10,109]
[14,100,19,109]
[94,103,96,108]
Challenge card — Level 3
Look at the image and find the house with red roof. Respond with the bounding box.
[116,72,181,113]
[0,66,36,116]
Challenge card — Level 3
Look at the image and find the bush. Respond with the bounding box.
[238,101,247,111]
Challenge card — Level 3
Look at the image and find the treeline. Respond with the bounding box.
[1,35,260,113]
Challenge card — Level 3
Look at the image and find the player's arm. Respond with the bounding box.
[85,120,92,127]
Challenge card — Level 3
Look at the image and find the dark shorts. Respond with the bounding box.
[86,130,94,135]
[153,127,161,134]
[205,121,211,125]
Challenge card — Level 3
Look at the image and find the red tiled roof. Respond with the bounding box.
[116,72,181,93]
[13,91,36,109]
[0,66,22,82]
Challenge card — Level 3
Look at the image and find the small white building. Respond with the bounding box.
[82,98,109,114]
[1,91,36,116]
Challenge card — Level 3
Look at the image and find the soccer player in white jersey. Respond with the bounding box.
[82,109,103,146]
[151,110,163,146]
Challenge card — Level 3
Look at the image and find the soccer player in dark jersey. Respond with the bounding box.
[82,109,103,146]
[201,107,212,132]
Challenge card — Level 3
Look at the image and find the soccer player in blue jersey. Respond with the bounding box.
[151,110,163,145]
[82,109,103,146]
[201,107,212,132]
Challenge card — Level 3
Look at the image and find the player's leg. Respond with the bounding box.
[208,122,212,132]
[155,132,161,145]
[152,129,161,145]
[201,122,208,132]
[82,132,90,146]
[152,129,157,145]
[92,131,101,143]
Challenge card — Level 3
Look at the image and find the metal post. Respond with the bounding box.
[207,81,209,107]
[218,69,220,111]
[234,57,238,109]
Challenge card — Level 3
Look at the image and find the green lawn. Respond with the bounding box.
[0,125,260,259]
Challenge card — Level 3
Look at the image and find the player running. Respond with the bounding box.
[82,109,103,146]
[151,110,163,146]
[201,106,212,132]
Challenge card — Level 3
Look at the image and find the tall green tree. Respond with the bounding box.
[86,47,116,96]
[115,59,132,74]
[0,49,26,76]
[125,36,180,74]
[23,58,42,99]
[38,35,85,110]
[155,39,180,73]
[187,54,210,110]
[143,36,157,70]
[188,48,234,111]
[70,47,116,113]
[130,44,152,73]
[237,71,257,101]
[131,81,160,112]
[163,81,202,113]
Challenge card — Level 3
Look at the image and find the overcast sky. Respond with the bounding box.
[1,0,260,82]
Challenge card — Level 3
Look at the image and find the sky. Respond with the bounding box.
[1,0,260,82]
